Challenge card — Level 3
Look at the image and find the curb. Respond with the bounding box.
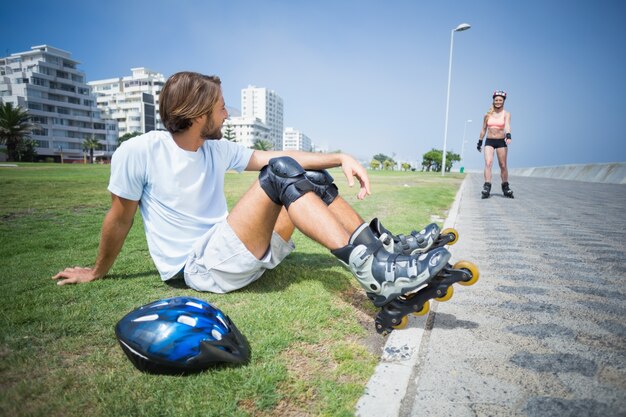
[355,176,468,417]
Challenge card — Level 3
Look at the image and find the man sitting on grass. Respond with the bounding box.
[53,71,451,308]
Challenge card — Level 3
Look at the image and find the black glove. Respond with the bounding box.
[477,140,483,152]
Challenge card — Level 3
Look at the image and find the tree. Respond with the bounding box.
[223,123,236,141]
[372,153,397,170]
[401,162,412,171]
[0,103,34,162]
[421,148,442,172]
[421,148,461,172]
[118,131,142,145]
[83,136,101,164]
[17,139,38,162]
[369,159,381,170]
[252,139,273,150]
[445,151,461,172]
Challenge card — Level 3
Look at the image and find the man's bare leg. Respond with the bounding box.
[326,196,364,234]
[228,181,350,259]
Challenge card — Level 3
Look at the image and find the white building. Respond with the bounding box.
[88,67,165,135]
[0,45,117,162]
[222,116,271,149]
[283,127,312,152]
[241,85,283,150]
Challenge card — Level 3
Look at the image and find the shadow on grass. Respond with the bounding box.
[103,252,376,322]
[244,251,347,294]
[241,251,377,321]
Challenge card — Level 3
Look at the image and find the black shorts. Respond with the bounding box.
[485,138,507,149]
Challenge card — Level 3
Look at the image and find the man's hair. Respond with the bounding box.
[159,72,222,134]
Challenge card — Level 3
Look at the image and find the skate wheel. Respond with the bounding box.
[412,300,430,316]
[435,286,454,302]
[454,261,480,286]
[441,228,459,245]
[392,315,409,330]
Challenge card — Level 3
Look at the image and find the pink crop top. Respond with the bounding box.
[487,113,506,129]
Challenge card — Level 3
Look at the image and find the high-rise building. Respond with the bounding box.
[222,116,270,149]
[241,86,283,150]
[88,67,165,135]
[283,127,312,152]
[0,45,117,162]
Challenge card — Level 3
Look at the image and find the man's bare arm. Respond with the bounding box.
[52,194,139,285]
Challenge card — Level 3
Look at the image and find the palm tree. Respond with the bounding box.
[252,139,273,150]
[223,123,236,142]
[82,136,101,164]
[0,102,34,162]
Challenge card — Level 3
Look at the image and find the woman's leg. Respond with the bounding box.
[484,146,495,183]
[496,147,509,183]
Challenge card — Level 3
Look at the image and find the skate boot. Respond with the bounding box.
[502,182,514,198]
[332,223,451,307]
[373,259,479,335]
[481,182,492,199]
[369,218,459,255]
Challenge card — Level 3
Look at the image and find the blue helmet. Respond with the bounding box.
[115,297,250,374]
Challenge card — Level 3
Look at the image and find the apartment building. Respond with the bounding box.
[88,67,165,135]
[241,86,283,150]
[0,45,117,162]
[283,127,312,152]
[222,116,271,149]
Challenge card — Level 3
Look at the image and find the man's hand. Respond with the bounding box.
[52,266,101,286]
[340,154,371,200]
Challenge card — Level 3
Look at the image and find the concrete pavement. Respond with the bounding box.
[357,173,626,417]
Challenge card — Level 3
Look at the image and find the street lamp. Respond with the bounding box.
[441,23,471,176]
[459,119,472,172]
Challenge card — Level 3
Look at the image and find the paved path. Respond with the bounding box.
[359,174,626,417]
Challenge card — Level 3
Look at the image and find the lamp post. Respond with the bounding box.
[459,119,472,172]
[441,23,471,176]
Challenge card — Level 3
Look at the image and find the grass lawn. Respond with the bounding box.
[0,163,463,417]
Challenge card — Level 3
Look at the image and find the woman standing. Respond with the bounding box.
[477,90,514,198]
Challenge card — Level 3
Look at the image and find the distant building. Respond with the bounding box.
[222,116,271,149]
[283,127,312,152]
[88,67,165,135]
[241,86,283,150]
[0,45,117,162]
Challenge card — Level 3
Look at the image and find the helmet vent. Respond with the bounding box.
[133,314,159,322]
[185,301,204,310]
[211,329,223,340]
[177,315,197,327]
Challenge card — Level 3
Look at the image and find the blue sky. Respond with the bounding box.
[2,0,625,169]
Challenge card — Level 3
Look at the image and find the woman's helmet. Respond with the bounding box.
[492,90,507,99]
[115,297,250,374]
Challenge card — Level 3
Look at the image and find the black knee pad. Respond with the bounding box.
[305,170,339,205]
[258,157,315,208]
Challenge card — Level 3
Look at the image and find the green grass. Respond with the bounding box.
[0,163,463,417]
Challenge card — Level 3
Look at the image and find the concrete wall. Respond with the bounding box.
[509,162,626,185]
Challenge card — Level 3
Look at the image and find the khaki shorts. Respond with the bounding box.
[183,220,295,293]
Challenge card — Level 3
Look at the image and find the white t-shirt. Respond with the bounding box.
[108,130,254,280]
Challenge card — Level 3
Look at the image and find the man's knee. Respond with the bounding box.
[305,170,338,205]
[258,157,315,208]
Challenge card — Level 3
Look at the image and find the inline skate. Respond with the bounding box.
[369,217,459,255]
[502,182,514,198]
[481,182,492,199]
[372,260,479,335]
[333,223,479,336]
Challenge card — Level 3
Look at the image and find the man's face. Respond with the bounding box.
[201,92,229,139]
